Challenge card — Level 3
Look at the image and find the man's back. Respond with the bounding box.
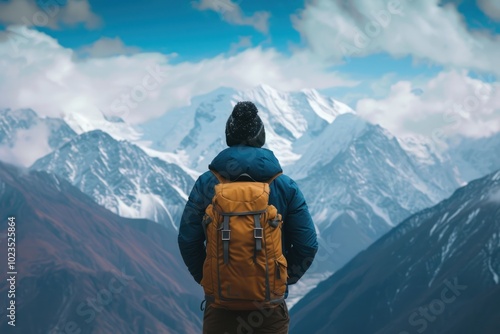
[178,102,318,333]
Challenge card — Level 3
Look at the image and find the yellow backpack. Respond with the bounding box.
[201,171,288,310]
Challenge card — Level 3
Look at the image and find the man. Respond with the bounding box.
[178,101,318,333]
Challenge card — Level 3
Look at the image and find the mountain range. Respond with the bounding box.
[0,161,203,334]
[137,85,353,170]
[290,169,500,334]
[31,130,195,230]
[135,86,468,269]
[135,85,494,303]
[290,113,461,271]
[2,85,500,312]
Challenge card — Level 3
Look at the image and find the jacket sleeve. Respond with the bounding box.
[177,173,214,284]
[283,178,318,285]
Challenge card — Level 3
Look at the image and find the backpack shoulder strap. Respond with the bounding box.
[210,170,228,184]
[266,172,283,184]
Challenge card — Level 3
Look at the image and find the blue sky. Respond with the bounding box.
[27,0,498,94]
[32,0,499,65]
[0,0,499,138]
[39,0,304,58]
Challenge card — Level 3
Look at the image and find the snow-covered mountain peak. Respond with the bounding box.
[62,106,142,142]
[253,83,280,96]
[288,113,369,178]
[239,84,353,124]
[138,85,354,171]
[31,130,195,229]
[302,88,354,122]
[285,111,466,278]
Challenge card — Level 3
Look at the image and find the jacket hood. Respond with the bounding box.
[209,146,282,182]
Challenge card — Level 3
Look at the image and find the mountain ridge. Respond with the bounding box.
[31,129,195,230]
[0,161,203,334]
[290,169,500,334]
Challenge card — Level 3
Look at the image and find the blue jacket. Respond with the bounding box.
[178,146,318,286]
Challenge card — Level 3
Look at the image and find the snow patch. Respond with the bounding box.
[139,146,200,180]
[437,225,450,241]
[64,109,142,141]
[137,193,178,230]
[446,202,468,223]
[115,193,179,230]
[360,195,394,227]
[397,135,444,165]
[171,184,189,202]
[442,230,458,262]
[465,209,480,225]
[430,212,448,236]
[313,208,329,224]
[385,158,395,168]
[488,257,499,284]
[116,196,139,218]
[430,229,458,286]
[286,271,333,309]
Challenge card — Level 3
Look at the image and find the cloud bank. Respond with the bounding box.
[0,122,52,167]
[0,0,498,141]
[293,0,500,75]
[356,71,500,139]
[0,26,352,125]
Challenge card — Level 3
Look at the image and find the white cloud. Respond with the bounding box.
[78,37,141,58]
[0,122,52,167]
[229,35,253,54]
[478,0,500,21]
[0,26,355,126]
[192,0,270,34]
[356,70,500,139]
[0,0,101,29]
[58,0,102,29]
[292,0,500,75]
[369,72,399,98]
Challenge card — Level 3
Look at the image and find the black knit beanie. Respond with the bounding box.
[225,101,265,148]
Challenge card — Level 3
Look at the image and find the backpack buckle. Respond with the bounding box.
[254,228,263,239]
[221,230,231,241]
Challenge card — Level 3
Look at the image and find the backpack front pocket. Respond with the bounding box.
[273,254,288,297]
